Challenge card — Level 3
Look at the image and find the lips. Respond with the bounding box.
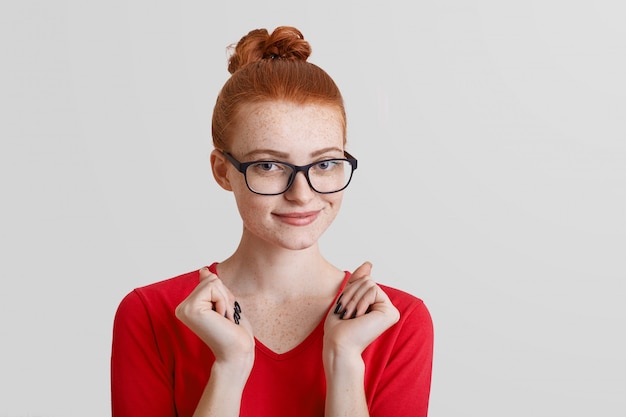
[274,211,320,226]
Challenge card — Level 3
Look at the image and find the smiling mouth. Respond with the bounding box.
[279,211,318,218]
[274,211,320,225]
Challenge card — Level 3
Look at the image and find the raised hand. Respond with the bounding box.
[175,267,255,369]
[323,262,400,355]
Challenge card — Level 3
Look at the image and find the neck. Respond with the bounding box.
[216,233,341,300]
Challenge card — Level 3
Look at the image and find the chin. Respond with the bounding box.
[245,221,329,251]
[277,236,319,251]
[271,229,324,251]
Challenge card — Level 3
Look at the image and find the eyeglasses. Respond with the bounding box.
[222,150,358,195]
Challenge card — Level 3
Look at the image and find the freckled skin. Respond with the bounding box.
[213,100,348,353]
[226,101,346,252]
[239,295,331,353]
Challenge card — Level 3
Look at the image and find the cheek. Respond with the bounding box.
[325,189,344,205]
[329,196,343,222]
[232,188,269,222]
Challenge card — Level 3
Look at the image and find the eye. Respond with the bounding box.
[315,160,339,171]
[256,162,278,172]
[249,162,290,177]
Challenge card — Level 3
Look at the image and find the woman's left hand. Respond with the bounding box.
[323,262,400,356]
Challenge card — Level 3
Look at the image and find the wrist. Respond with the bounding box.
[211,355,254,389]
[322,344,367,414]
[322,342,365,378]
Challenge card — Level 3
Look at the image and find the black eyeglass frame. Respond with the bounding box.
[221,150,358,196]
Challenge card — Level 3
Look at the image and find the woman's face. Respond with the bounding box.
[217,100,347,251]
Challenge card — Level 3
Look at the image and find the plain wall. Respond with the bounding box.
[1,1,624,415]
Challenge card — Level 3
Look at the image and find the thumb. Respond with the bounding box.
[198,266,214,281]
[349,261,372,283]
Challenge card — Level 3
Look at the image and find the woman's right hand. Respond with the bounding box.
[175,267,255,373]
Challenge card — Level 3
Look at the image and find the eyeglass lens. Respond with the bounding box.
[246,160,352,194]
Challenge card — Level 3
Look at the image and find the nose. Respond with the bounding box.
[284,170,315,203]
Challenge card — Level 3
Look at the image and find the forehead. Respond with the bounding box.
[231,101,345,154]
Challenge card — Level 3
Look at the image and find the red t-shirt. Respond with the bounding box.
[111,263,433,416]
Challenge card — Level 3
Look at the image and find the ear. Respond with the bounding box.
[210,149,233,191]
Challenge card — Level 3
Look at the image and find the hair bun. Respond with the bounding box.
[227,26,312,74]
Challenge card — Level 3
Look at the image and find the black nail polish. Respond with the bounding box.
[351,311,357,319]
[339,309,347,319]
[334,303,342,314]
[234,311,240,321]
[336,294,343,304]
[234,315,240,325]
[234,301,241,314]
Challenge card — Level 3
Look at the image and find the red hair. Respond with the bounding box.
[212,26,346,151]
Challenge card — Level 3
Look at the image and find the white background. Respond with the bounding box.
[1,1,625,416]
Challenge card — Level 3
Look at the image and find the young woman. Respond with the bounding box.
[111,26,433,417]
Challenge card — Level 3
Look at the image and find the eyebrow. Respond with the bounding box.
[241,147,344,160]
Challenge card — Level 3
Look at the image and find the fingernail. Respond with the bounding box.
[334,303,342,314]
[339,309,347,319]
[234,315,240,325]
[234,301,241,314]
[336,294,343,304]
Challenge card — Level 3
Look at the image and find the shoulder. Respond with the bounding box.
[115,265,210,319]
[134,269,200,302]
[377,283,433,340]
[363,284,434,413]
[363,283,433,366]
[379,284,430,317]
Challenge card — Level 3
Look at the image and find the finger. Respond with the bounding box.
[233,300,242,325]
[198,266,214,281]
[338,280,377,319]
[182,274,230,317]
[196,267,242,325]
[336,262,373,315]
[351,283,379,318]
[348,261,372,284]
[333,281,361,318]
[195,267,233,315]
[210,282,234,319]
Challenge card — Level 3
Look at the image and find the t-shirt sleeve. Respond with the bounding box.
[111,290,176,417]
[368,296,434,417]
